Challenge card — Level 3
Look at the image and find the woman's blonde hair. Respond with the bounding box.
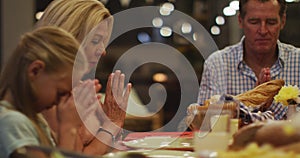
[36,0,111,42]
[0,26,84,145]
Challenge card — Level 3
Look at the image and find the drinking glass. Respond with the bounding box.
[193,97,240,157]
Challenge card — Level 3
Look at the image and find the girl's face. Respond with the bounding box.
[29,60,73,112]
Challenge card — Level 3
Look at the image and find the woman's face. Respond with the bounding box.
[83,19,112,71]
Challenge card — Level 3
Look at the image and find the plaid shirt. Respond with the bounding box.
[198,37,300,122]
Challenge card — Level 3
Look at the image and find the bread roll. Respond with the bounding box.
[235,79,285,110]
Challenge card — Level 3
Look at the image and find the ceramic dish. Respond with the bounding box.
[122,136,193,151]
[103,149,196,158]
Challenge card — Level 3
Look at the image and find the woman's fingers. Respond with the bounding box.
[106,70,126,104]
[105,73,113,97]
[94,79,102,93]
[118,73,125,98]
[111,70,128,105]
[96,93,102,100]
[100,70,132,124]
[112,70,121,102]
[121,83,132,109]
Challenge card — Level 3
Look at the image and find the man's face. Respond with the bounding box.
[238,0,286,54]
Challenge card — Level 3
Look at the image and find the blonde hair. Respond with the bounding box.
[0,26,83,146]
[36,0,111,42]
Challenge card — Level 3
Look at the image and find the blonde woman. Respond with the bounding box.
[36,0,131,155]
[0,26,91,158]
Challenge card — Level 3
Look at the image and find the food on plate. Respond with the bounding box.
[230,120,300,152]
[219,142,300,158]
[278,142,300,154]
[229,122,264,150]
[235,79,285,110]
[254,121,300,147]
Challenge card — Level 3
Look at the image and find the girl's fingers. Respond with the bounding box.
[73,80,95,106]
[58,95,69,105]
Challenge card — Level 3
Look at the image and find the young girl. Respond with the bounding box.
[0,26,87,158]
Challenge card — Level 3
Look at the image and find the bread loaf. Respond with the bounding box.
[235,79,285,110]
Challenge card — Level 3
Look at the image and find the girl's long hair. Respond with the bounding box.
[0,26,84,145]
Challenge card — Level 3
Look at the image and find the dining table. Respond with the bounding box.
[103,131,198,158]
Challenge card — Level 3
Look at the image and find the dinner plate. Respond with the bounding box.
[103,149,197,158]
[122,136,193,151]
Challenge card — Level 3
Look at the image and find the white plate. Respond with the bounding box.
[122,136,193,150]
[103,149,196,158]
